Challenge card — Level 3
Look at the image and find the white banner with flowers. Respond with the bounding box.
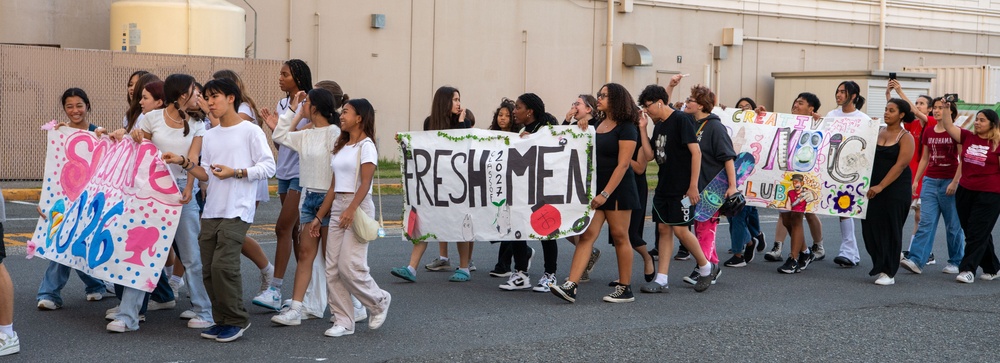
[712,108,880,218]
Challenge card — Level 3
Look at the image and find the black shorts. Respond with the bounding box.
[651,194,694,226]
[0,222,6,264]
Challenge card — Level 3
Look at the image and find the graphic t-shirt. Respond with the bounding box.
[651,111,697,196]
[959,128,1000,194]
[922,124,959,180]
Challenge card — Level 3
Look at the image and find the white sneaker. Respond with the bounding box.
[271,308,303,326]
[469,260,477,272]
[354,304,368,323]
[899,258,922,274]
[942,264,960,274]
[260,268,274,294]
[874,273,895,286]
[148,300,176,311]
[981,272,999,281]
[106,319,136,333]
[368,292,391,330]
[532,273,556,293]
[179,310,197,320]
[956,271,975,283]
[324,325,354,337]
[86,292,103,301]
[36,299,59,310]
[169,277,185,297]
[187,317,212,329]
[0,332,18,356]
[105,306,120,320]
[252,287,282,310]
[499,271,531,290]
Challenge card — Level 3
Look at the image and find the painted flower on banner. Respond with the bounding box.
[833,191,855,213]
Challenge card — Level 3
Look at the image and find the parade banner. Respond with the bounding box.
[30,127,182,292]
[713,108,880,218]
[398,127,596,242]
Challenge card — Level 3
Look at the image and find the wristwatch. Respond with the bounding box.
[600,191,610,198]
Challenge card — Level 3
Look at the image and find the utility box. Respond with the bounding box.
[616,0,633,13]
[722,28,743,46]
[771,71,935,117]
[903,65,1000,104]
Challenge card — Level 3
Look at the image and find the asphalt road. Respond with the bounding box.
[2,196,1000,362]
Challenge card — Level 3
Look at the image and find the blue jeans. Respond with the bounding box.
[298,190,330,226]
[172,190,213,321]
[727,206,761,254]
[37,261,106,306]
[908,176,964,268]
[278,177,302,194]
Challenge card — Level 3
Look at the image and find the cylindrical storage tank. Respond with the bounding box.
[110,0,245,58]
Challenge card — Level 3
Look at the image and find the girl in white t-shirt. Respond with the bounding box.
[263,87,351,326]
[107,74,213,333]
[312,99,391,337]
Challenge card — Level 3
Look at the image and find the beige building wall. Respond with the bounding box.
[5,0,1000,160]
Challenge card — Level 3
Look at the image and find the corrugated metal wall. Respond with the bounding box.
[904,65,1000,104]
[0,44,284,180]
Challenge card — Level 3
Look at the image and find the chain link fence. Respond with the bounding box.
[1,44,285,180]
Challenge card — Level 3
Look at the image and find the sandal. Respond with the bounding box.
[449,269,471,282]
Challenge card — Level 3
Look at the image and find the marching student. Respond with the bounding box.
[829,81,869,268]
[723,96,766,268]
[936,102,1000,284]
[164,77,275,342]
[861,98,915,285]
[488,98,518,278]
[209,70,278,311]
[680,85,730,285]
[634,84,713,294]
[550,83,642,303]
[901,98,964,275]
[254,60,313,308]
[263,86,353,326]
[36,88,108,310]
[757,92,826,264]
[391,86,476,283]
[107,74,214,332]
[497,93,556,292]
[0,187,19,356]
[311,98,392,337]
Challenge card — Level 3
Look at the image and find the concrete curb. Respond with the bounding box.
[3,183,405,202]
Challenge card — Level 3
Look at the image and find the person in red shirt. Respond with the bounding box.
[887,80,939,263]
[937,102,1000,283]
[900,98,964,275]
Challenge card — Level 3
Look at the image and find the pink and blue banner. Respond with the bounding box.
[30,128,182,292]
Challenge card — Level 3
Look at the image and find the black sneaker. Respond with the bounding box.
[602,283,635,303]
[674,245,691,261]
[778,257,799,274]
[682,268,699,285]
[694,265,713,292]
[550,281,577,303]
[754,232,767,252]
[724,255,747,268]
[834,256,857,268]
[489,268,512,278]
[743,239,757,263]
[649,248,659,261]
[711,263,722,283]
[796,250,815,271]
[927,253,936,265]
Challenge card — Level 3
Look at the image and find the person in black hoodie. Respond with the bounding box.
[680,85,733,287]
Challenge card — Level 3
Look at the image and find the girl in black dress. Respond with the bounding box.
[551,83,642,303]
[862,98,915,285]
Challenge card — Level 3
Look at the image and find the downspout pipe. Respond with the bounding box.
[878,0,886,70]
[606,0,613,84]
